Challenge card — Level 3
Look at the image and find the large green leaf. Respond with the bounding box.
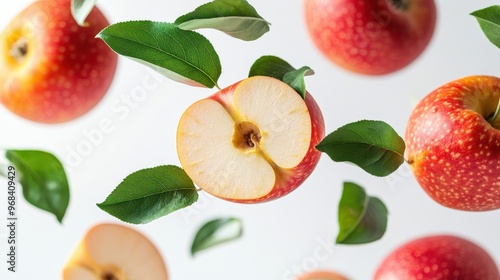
[249,55,313,99]
[471,6,500,49]
[5,150,70,223]
[97,21,221,88]
[316,120,405,177]
[175,0,270,41]
[71,0,97,26]
[97,165,198,224]
[336,182,388,245]
[191,217,243,256]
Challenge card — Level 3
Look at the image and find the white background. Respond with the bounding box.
[1,0,499,279]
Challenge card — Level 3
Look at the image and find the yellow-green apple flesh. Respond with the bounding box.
[297,270,349,280]
[63,223,169,280]
[304,0,436,75]
[405,76,500,211]
[177,76,325,203]
[0,0,117,123]
[374,235,500,280]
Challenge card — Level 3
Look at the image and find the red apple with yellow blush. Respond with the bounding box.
[0,0,117,123]
[374,235,500,280]
[405,75,500,211]
[304,0,436,75]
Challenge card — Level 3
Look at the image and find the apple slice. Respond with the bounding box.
[177,76,325,203]
[63,223,168,280]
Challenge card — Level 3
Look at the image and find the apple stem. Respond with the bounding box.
[10,37,29,62]
[487,97,500,129]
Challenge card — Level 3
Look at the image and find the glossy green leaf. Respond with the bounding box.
[471,6,500,48]
[283,66,314,99]
[316,120,405,177]
[175,0,270,41]
[5,150,69,223]
[336,182,388,245]
[249,55,313,99]
[191,217,243,256]
[97,21,221,88]
[97,165,198,224]
[71,0,97,26]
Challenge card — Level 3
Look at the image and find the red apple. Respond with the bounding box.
[0,0,117,123]
[176,76,325,203]
[374,235,500,280]
[298,270,349,280]
[304,0,436,75]
[405,75,500,211]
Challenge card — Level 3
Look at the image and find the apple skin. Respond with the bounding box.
[304,0,436,75]
[177,77,325,203]
[297,270,349,280]
[0,0,117,123]
[374,235,500,280]
[405,76,500,211]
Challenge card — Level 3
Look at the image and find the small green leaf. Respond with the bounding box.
[336,182,388,245]
[249,55,314,99]
[5,150,70,223]
[71,0,97,26]
[471,6,500,49]
[283,66,314,99]
[191,217,243,256]
[97,21,221,88]
[97,165,198,224]
[175,0,270,41]
[316,120,405,177]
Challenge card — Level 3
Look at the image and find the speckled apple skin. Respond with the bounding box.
[374,235,500,280]
[0,0,117,123]
[201,78,325,204]
[304,0,436,75]
[405,76,500,211]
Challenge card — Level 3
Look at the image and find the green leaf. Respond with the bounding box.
[97,21,221,88]
[175,0,270,41]
[97,165,198,224]
[249,55,314,99]
[191,217,243,256]
[316,120,405,177]
[283,66,314,99]
[71,0,97,26]
[5,150,70,223]
[471,6,500,49]
[336,182,388,245]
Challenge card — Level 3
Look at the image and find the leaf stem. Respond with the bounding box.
[487,97,500,129]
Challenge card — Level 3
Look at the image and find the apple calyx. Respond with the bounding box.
[390,0,409,10]
[9,37,28,63]
[487,97,500,129]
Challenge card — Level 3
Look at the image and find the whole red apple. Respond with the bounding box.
[176,76,325,203]
[0,0,117,123]
[304,0,436,75]
[405,76,500,211]
[374,235,500,280]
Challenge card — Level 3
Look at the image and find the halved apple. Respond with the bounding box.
[63,223,168,280]
[177,76,325,203]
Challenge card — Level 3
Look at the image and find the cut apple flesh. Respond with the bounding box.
[63,223,168,280]
[177,76,312,200]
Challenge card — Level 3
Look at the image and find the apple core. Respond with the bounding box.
[232,121,262,150]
